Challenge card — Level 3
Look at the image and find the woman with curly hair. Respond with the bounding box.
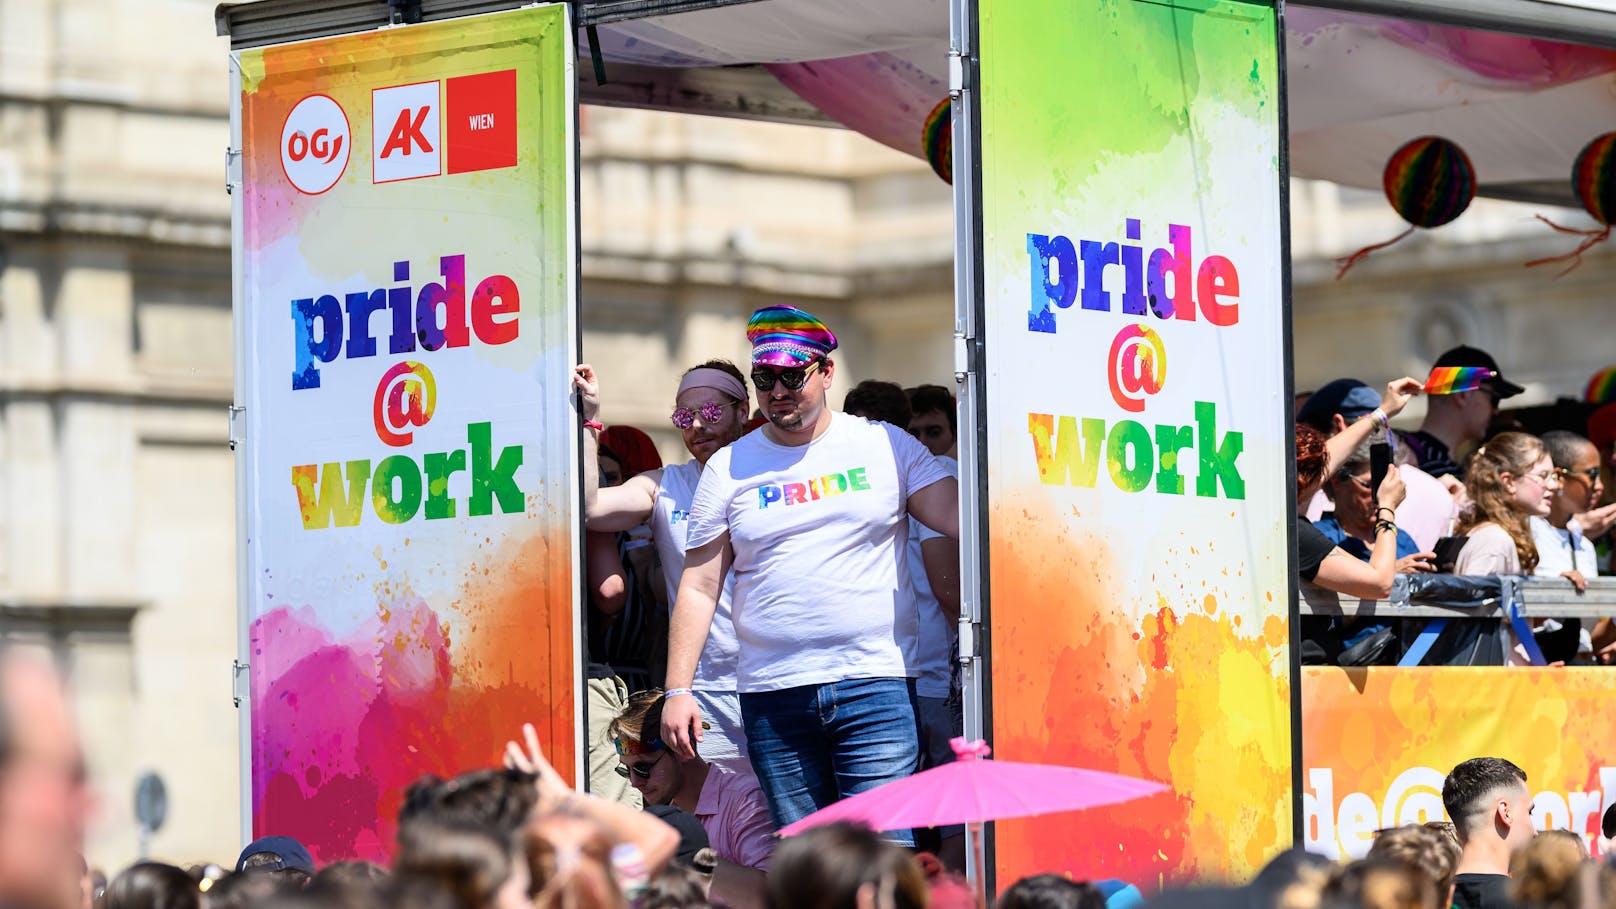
[1453,432,1559,576]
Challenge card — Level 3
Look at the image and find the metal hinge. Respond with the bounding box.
[948,50,969,98]
[228,404,245,450]
[225,146,242,195]
[953,335,971,382]
[957,615,979,662]
[232,659,250,708]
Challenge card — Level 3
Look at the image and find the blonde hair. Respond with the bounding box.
[1509,831,1587,909]
[1457,432,1546,572]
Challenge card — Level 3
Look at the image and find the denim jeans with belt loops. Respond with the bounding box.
[740,677,920,845]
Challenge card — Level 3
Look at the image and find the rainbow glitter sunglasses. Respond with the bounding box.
[670,400,739,430]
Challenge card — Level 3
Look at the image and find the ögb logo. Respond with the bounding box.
[373,361,437,447]
[1108,324,1167,413]
[280,94,350,195]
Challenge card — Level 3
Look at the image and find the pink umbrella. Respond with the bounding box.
[778,737,1168,836]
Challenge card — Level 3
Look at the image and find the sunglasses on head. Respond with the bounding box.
[670,400,738,430]
[750,360,822,393]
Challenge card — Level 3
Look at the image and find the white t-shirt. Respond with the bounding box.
[653,461,739,690]
[687,412,951,692]
[909,455,958,699]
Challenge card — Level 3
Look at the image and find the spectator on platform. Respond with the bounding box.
[608,690,770,909]
[1454,433,1555,577]
[1529,432,1616,662]
[1298,378,1458,551]
[1317,440,1433,573]
[1370,825,1460,906]
[661,306,958,841]
[574,360,755,780]
[846,380,962,866]
[906,385,958,458]
[1442,757,1535,909]
[1296,424,1410,606]
[765,823,926,909]
[1399,347,1524,482]
[844,382,912,430]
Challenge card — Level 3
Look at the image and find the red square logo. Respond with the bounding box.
[446,70,517,175]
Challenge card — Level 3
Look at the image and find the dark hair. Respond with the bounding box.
[1370,826,1460,899]
[1322,857,1440,909]
[682,360,747,396]
[392,821,514,909]
[844,381,913,428]
[1541,431,1593,471]
[1442,757,1527,842]
[765,823,928,909]
[398,767,539,841]
[204,872,289,909]
[307,862,388,909]
[907,385,957,437]
[106,864,202,909]
[638,866,714,909]
[1296,424,1329,493]
[997,875,1106,909]
[606,688,666,750]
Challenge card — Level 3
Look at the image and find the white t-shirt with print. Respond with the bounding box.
[687,412,951,693]
[653,460,739,691]
[909,455,958,699]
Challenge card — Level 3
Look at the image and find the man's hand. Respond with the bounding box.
[504,722,573,811]
[1379,377,1424,419]
[1561,570,1589,593]
[573,364,601,422]
[660,693,705,761]
[1397,551,1436,574]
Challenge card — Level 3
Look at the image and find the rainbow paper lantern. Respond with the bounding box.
[1383,136,1476,229]
[1573,133,1616,226]
[1586,366,1616,405]
[922,97,951,185]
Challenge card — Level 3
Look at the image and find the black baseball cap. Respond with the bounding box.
[1431,345,1525,398]
[236,835,315,875]
[1296,378,1381,430]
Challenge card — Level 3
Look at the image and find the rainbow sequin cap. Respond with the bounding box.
[746,305,838,367]
[1424,366,1494,395]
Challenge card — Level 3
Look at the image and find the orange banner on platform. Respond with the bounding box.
[1301,667,1616,861]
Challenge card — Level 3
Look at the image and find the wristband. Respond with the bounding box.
[1375,506,1396,521]
[583,419,604,432]
[1374,520,1396,535]
[1368,408,1389,432]
[664,687,695,700]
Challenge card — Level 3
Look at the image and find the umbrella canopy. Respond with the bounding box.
[777,738,1167,837]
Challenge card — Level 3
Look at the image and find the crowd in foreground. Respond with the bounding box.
[1294,346,1616,665]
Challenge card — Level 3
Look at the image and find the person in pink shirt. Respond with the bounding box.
[609,690,774,909]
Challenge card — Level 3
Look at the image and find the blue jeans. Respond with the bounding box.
[741,677,920,845]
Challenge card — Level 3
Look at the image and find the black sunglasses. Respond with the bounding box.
[614,749,668,780]
[751,360,822,393]
[1557,466,1602,483]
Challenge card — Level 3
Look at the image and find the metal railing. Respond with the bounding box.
[1300,576,1616,619]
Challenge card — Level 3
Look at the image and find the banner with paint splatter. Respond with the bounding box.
[235,6,577,861]
[977,0,1290,887]
[1302,667,1616,859]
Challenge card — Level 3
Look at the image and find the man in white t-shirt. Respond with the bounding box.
[660,305,960,842]
[574,359,754,778]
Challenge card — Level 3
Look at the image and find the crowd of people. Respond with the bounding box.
[1294,345,1616,665]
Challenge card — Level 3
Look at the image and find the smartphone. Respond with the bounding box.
[1370,441,1391,498]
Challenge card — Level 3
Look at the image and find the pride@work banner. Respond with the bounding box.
[235,6,577,861]
[977,0,1291,887]
[1304,667,1616,861]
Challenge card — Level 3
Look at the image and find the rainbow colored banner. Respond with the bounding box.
[977,0,1291,887]
[234,7,578,861]
[1303,667,1616,859]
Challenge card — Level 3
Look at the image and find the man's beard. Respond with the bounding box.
[767,406,806,432]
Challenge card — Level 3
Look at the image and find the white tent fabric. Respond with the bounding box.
[584,1,1616,197]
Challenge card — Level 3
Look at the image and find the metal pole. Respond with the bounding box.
[948,0,990,894]
[227,53,254,850]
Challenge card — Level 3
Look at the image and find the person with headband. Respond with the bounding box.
[573,358,755,784]
[659,305,960,843]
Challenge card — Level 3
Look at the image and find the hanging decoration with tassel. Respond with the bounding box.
[1525,132,1616,277]
[1336,136,1476,280]
[922,97,952,185]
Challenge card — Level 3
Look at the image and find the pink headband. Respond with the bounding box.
[676,368,748,404]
